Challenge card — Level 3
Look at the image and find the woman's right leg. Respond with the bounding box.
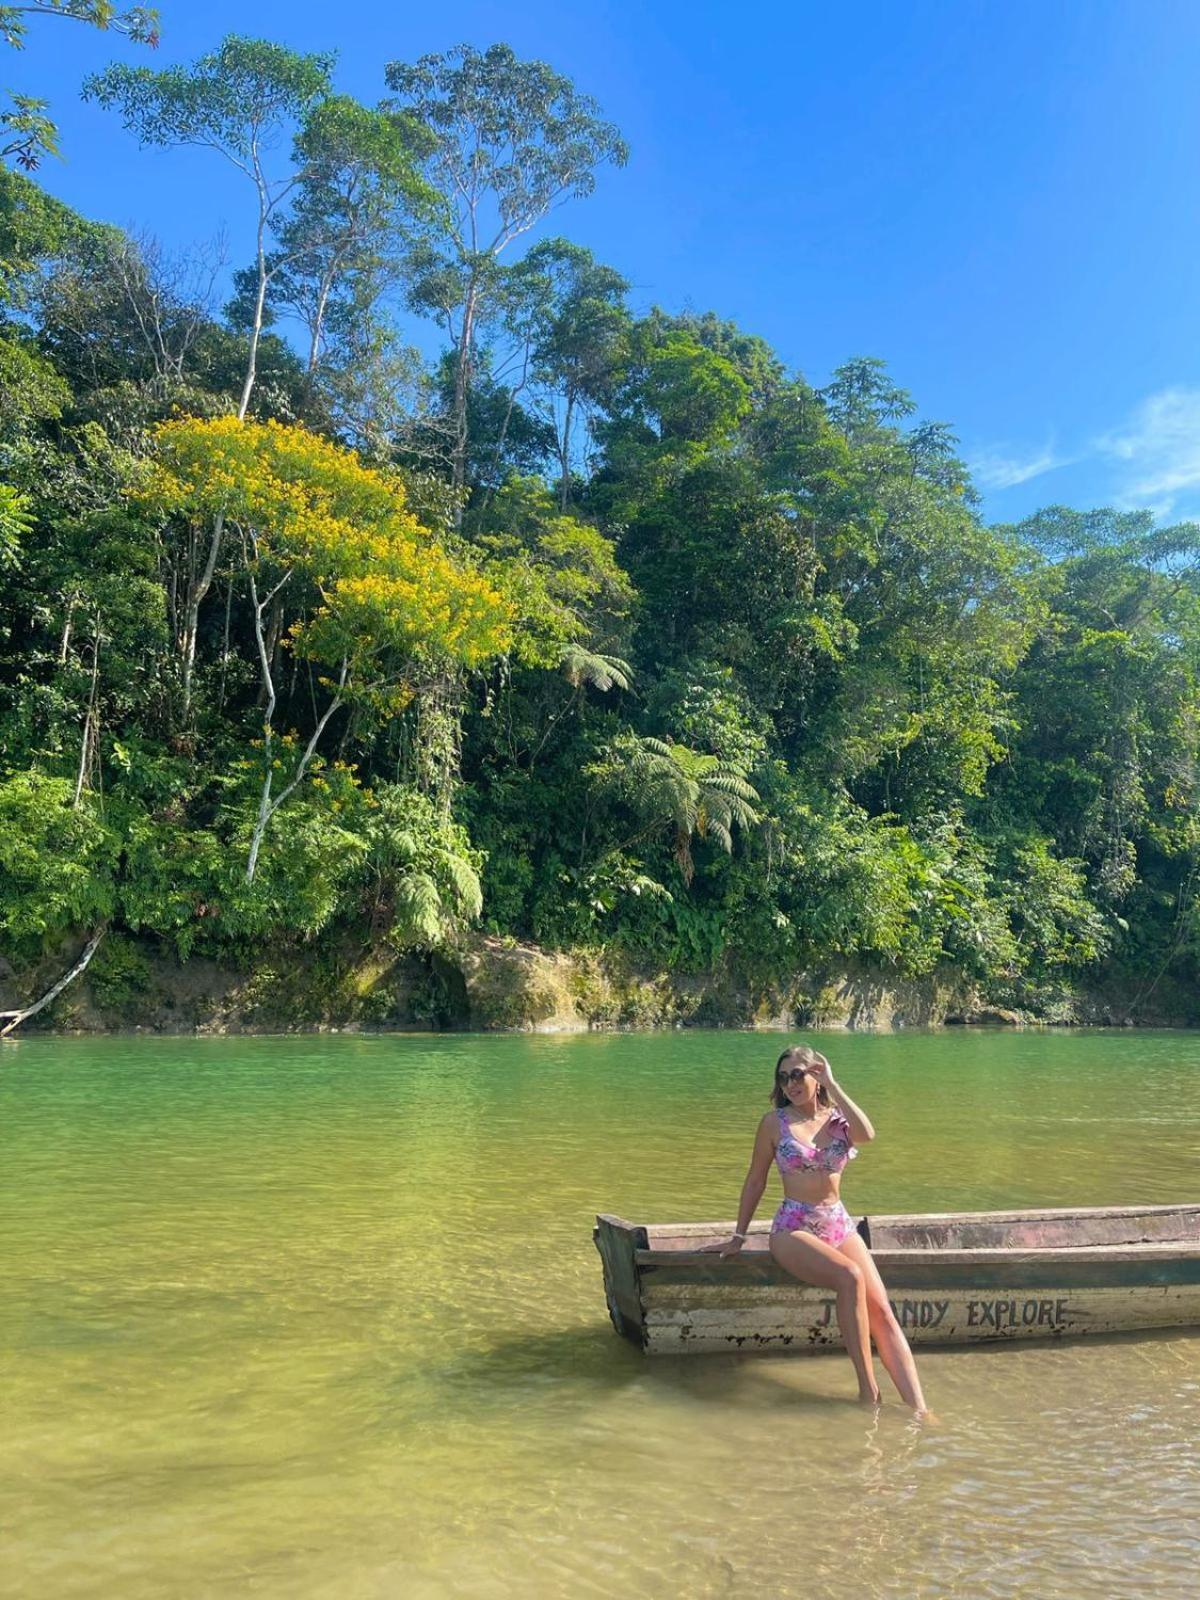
[835,1231,928,1413]
[769,1227,879,1403]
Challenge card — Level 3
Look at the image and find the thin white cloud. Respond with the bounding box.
[968,443,1066,491]
[1097,387,1200,518]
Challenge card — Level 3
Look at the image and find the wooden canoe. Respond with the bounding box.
[594,1203,1200,1354]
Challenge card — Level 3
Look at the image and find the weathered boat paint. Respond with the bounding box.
[594,1204,1200,1354]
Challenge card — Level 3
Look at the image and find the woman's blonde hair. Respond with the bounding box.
[771,1044,832,1110]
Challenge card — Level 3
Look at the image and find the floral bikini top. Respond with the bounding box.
[775,1108,858,1175]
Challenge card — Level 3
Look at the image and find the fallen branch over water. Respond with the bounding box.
[0,925,108,1039]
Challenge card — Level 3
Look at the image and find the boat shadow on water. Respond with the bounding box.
[422,1320,869,1416]
[411,1322,646,1420]
[460,1323,879,1413]
[410,1316,1200,1454]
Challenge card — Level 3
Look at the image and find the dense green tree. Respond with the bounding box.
[3,33,1199,1032]
[990,508,1200,990]
[0,167,104,304]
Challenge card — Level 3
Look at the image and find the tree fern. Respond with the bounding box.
[362,782,486,948]
[617,734,760,883]
[561,644,632,693]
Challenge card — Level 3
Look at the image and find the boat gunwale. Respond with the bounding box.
[627,1202,1200,1239]
[607,1203,1200,1269]
[637,1239,1200,1269]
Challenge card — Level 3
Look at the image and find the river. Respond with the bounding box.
[2,1029,1198,1598]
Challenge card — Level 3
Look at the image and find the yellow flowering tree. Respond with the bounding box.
[141,416,512,879]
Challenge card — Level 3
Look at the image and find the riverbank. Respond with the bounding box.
[2,930,1194,1034]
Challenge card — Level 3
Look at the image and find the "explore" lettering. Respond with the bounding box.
[812,1296,1072,1332]
[967,1296,1069,1330]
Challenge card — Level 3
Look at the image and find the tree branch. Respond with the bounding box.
[0,925,108,1039]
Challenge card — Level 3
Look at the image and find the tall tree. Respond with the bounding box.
[86,38,434,719]
[84,36,336,421]
[234,93,438,406]
[382,42,628,502]
[503,239,630,509]
[139,416,514,878]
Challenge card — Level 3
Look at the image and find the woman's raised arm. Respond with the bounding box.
[812,1053,875,1143]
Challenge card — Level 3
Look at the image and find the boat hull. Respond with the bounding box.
[595,1206,1200,1355]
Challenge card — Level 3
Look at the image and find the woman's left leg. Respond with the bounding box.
[835,1231,928,1413]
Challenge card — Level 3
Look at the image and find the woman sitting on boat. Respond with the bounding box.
[711,1044,927,1412]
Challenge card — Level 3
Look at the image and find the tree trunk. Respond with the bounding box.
[238,264,268,421]
[181,512,225,723]
[73,619,101,809]
[306,260,340,378]
[0,926,107,1039]
[237,182,270,421]
[245,669,347,883]
[261,595,284,703]
[245,560,283,881]
[451,279,479,513]
[217,575,234,712]
[243,557,342,884]
[59,596,76,665]
[479,344,530,518]
[558,392,575,510]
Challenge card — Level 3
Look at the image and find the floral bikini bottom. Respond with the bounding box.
[771,1197,856,1246]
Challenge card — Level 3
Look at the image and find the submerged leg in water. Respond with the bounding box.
[768,1224,881,1405]
[835,1230,928,1414]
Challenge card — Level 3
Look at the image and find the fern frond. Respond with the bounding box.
[441,850,483,920]
[392,871,443,946]
[703,772,760,804]
[561,645,633,693]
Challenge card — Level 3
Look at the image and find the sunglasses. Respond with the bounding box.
[777,1067,811,1085]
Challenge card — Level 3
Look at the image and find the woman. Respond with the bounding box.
[710,1044,927,1412]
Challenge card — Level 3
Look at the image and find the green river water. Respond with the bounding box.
[2,1029,1199,1599]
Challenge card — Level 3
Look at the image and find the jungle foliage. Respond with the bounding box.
[2,29,1199,1023]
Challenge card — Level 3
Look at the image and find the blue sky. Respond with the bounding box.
[10,0,1200,526]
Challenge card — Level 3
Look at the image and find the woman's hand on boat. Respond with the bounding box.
[700,1236,746,1258]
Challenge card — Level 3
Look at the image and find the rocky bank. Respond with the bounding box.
[2,931,1192,1035]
